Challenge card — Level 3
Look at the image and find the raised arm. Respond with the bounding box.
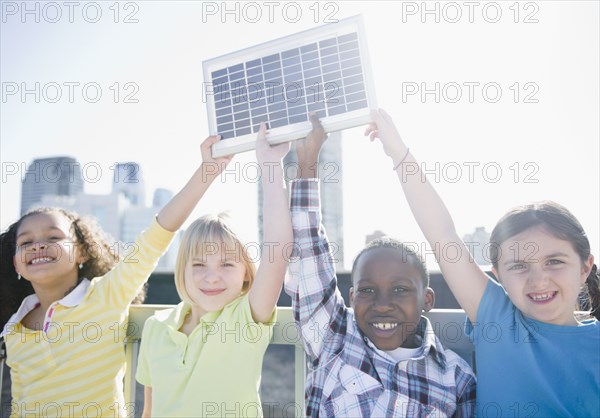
[284,114,348,360]
[366,109,489,322]
[248,123,293,323]
[96,136,234,307]
[156,136,233,232]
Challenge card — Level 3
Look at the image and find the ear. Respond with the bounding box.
[581,254,595,285]
[423,287,435,312]
[349,287,355,306]
[13,256,19,275]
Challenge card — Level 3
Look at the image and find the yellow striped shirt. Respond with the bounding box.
[2,218,173,418]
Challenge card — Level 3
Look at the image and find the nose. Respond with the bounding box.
[527,265,550,288]
[29,241,47,251]
[202,268,221,284]
[372,293,394,313]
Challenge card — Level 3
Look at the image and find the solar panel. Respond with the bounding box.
[203,15,377,157]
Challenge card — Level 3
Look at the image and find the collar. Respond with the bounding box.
[156,294,247,330]
[0,279,91,337]
[364,316,448,369]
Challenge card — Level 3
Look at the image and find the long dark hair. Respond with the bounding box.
[489,201,599,320]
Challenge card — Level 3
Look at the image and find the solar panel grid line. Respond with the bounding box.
[203,15,377,157]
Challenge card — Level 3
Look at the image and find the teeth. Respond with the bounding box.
[531,293,554,301]
[372,323,398,330]
[31,257,52,265]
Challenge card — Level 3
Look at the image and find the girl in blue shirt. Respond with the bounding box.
[365,108,600,417]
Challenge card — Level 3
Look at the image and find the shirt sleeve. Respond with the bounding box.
[465,279,512,345]
[91,218,175,309]
[284,179,348,362]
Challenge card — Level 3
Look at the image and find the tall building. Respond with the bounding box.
[258,132,344,269]
[112,162,146,206]
[20,156,84,215]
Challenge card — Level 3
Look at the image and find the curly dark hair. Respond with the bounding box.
[1,207,120,330]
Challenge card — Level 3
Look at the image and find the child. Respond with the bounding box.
[135,123,293,418]
[285,114,476,417]
[366,108,600,416]
[0,135,230,418]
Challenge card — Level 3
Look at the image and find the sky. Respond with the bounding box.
[1,0,598,271]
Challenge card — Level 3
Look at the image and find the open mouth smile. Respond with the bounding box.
[527,291,558,304]
[371,322,399,331]
[29,256,55,265]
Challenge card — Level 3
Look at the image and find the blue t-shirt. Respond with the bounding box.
[466,279,600,417]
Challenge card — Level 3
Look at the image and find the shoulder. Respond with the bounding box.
[144,304,183,330]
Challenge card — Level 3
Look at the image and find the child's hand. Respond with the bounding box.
[256,122,291,164]
[295,113,328,178]
[364,109,408,165]
[200,135,234,175]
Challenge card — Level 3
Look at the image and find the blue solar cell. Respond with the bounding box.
[338,41,359,53]
[236,127,252,136]
[301,43,318,53]
[281,48,300,59]
[263,61,281,72]
[319,37,337,48]
[212,68,228,79]
[246,66,262,77]
[246,59,262,68]
[301,51,319,62]
[217,114,233,124]
[320,54,339,66]
[270,118,288,128]
[338,33,357,43]
[228,63,244,73]
[289,114,308,124]
[262,53,280,64]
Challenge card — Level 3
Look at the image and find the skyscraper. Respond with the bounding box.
[112,162,146,206]
[20,157,84,215]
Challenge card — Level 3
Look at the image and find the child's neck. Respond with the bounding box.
[33,278,80,312]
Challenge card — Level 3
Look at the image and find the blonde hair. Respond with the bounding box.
[174,214,256,305]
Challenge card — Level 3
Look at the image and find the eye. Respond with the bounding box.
[393,287,409,294]
[223,262,235,267]
[358,287,375,294]
[547,259,564,266]
[192,262,206,268]
[508,263,526,271]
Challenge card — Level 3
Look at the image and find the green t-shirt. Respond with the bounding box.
[136,294,275,417]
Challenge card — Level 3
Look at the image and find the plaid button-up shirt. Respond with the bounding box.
[285,179,476,417]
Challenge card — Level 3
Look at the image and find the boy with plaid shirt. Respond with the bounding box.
[285,115,476,417]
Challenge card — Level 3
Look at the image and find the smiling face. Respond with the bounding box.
[494,226,593,326]
[13,212,83,290]
[350,247,434,350]
[183,247,248,316]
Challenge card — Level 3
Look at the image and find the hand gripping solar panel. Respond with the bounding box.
[203,15,377,157]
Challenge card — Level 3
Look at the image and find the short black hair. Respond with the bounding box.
[351,237,429,288]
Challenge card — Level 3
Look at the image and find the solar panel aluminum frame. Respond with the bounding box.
[203,15,377,158]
